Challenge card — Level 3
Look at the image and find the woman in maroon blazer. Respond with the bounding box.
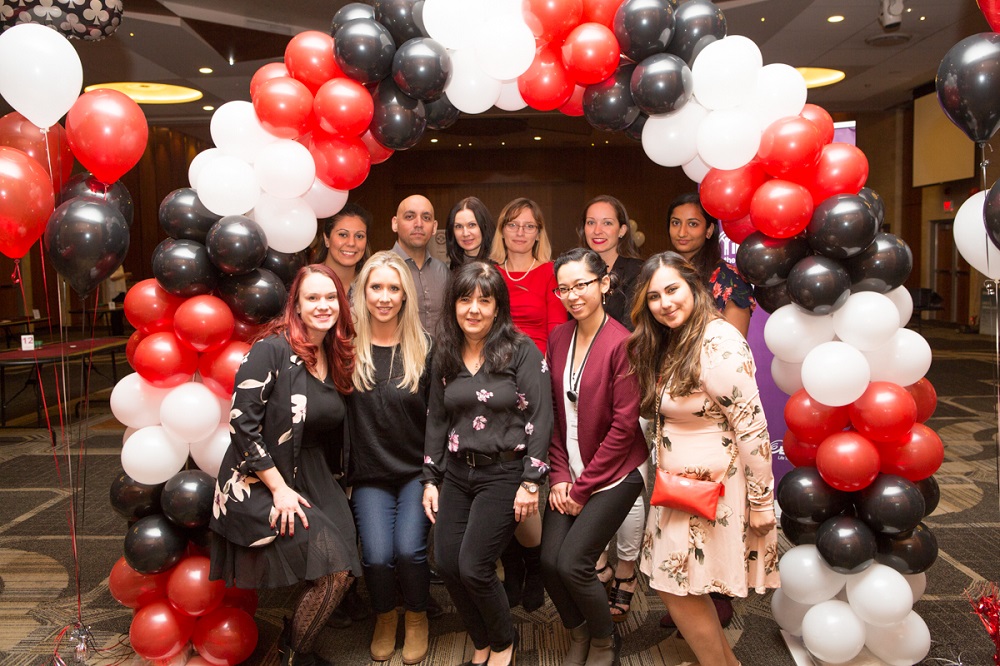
[540,248,649,666]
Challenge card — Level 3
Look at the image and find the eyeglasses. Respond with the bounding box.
[553,278,600,299]
[504,222,539,234]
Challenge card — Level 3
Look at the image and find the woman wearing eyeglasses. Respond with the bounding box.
[541,248,648,666]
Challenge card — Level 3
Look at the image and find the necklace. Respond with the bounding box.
[567,313,608,403]
[503,258,536,282]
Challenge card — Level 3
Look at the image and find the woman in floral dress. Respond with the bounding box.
[627,253,778,666]
[210,264,359,666]
[422,261,553,666]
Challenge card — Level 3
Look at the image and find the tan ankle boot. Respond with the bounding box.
[402,610,429,664]
[565,623,590,665]
[371,610,398,662]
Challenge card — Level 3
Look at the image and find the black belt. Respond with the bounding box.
[456,449,526,467]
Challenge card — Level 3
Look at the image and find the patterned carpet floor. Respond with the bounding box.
[0,322,997,665]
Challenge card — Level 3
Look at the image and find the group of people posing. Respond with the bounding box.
[208,192,779,666]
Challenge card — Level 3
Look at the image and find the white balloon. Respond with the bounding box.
[750,63,808,129]
[253,193,319,253]
[160,382,222,445]
[190,423,233,478]
[692,36,762,111]
[475,11,535,81]
[885,285,914,328]
[123,426,137,445]
[301,178,348,218]
[770,588,811,636]
[863,328,932,386]
[121,426,190,485]
[864,611,931,666]
[197,155,261,217]
[111,373,171,429]
[445,48,502,114]
[697,107,762,170]
[831,291,900,352]
[254,140,316,199]
[188,148,222,190]
[0,24,82,129]
[642,102,709,167]
[771,357,803,395]
[845,563,913,627]
[779,544,847,605]
[801,600,865,664]
[764,304,836,363]
[953,192,1000,279]
[210,101,278,163]
[801,341,871,406]
[495,80,528,111]
[682,154,711,183]
[423,0,487,50]
[903,572,926,602]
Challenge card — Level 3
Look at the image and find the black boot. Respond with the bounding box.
[521,545,545,612]
[500,540,525,608]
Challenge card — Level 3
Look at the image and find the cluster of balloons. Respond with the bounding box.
[1,0,123,41]
[108,469,258,664]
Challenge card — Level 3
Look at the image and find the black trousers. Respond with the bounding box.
[540,473,643,639]
[434,457,521,652]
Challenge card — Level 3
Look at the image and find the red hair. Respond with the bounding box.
[256,264,355,394]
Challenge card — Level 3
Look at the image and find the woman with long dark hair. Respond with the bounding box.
[577,195,643,331]
[313,203,372,292]
[446,196,496,269]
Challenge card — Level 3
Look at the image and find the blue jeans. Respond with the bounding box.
[351,477,431,613]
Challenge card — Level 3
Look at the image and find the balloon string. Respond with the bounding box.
[994,278,999,514]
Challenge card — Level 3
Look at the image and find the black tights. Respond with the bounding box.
[291,571,353,653]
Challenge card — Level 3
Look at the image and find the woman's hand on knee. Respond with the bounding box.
[270,486,310,536]
[549,482,571,513]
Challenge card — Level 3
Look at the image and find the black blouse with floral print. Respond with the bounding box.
[422,338,553,486]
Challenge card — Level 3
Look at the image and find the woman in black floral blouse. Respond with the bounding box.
[422,261,553,666]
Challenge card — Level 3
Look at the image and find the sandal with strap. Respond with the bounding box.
[596,563,614,594]
[608,573,638,623]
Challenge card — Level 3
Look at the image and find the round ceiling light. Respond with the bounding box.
[84,82,203,104]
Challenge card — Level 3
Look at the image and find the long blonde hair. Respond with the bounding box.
[489,197,553,264]
[351,251,429,393]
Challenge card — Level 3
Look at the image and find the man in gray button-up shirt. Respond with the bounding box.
[391,194,450,335]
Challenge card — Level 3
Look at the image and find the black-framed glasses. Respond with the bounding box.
[553,278,600,299]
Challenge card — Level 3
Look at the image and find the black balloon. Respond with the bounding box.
[369,79,426,150]
[613,0,675,63]
[44,196,130,296]
[913,476,940,517]
[161,470,215,529]
[735,232,810,287]
[375,0,427,46]
[875,522,938,574]
[584,65,640,132]
[158,188,221,244]
[624,112,648,142]
[780,512,821,546]
[753,281,792,314]
[110,471,165,522]
[630,53,691,116]
[330,2,377,36]
[424,93,460,130]
[776,467,851,523]
[261,248,309,288]
[60,172,134,226]
[152,239,219,298]
[392,37,451,101]
[815,516,877,574]
[665,0,726,66]
[205,215,268,276]
[334,18,397,85]
[807,194,879,260]
[218,268,288,325]
[786,255,851,315]
[935,33,1000,144]
[844,232,913,294]
[857,187,885,226]
[123,514,188,574]
[858,474,925,535]
[984,177,1000,250]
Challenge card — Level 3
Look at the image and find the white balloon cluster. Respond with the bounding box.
[954,191,1000,280]
[774,545,931,665]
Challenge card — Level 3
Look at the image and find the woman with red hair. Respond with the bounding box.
[210,264,359,666]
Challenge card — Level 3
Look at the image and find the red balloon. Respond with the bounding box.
[65,89,148,184]
[132,331,200,389]
[109,556,170,609]
[804,143,869,205]
[561,23,620,85]
[129,600,196,661]
[524,0,584,42]
[782,430,819,468]
[904,378,938,423]
[518,45,576,111]
[558,84,587,117]
[879,423,944,481]
[250,62,290,99]
[166,556,225,618]
[309,132,371,190]
[313,77,375,137]
[199,340,251,398]
[173,295,235,353]
[582,0,622,27]
[230,320,261,344]
[800,103,835,145]
[816,431,881,492]
[757,116,824,179]
[750,179,814,239]
[848,381,918,444]
[0,146,56,259]
[192,606,259,666]
[285,31,344,94]
[222,587,259,617]
[360,129,394,165]
[126,329,147,369]
[252,76,315,140]
[700,161,769,222]
[0,112,74,193]
[784,388,851,445]
[124,279,184,334]
[720,214,756,244]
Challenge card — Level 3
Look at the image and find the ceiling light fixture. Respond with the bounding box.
[84,82,203,104]
[533,136,542,141]
[827,15,845,23]
[203,105,215,111]
[430,138,438,143]
[199,67,213,74]
[796,67,846,88]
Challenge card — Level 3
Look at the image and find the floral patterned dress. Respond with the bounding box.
[640,319,779,597]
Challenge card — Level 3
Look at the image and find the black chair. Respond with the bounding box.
[907,288,944,331]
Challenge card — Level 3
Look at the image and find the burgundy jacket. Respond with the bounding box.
[547,317,649,505]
